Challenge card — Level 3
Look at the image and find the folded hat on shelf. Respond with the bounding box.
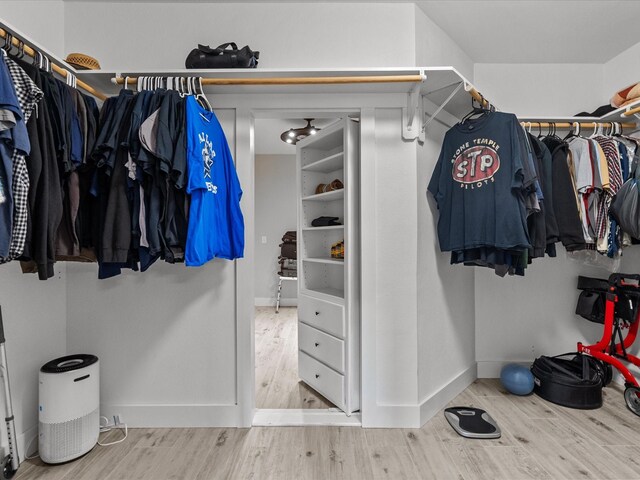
[611,82,640,108]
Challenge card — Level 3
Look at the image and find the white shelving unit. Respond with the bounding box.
[296,118,360,415]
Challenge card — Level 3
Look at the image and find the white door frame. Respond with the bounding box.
[242,107,361,427]
[228,93,412,428]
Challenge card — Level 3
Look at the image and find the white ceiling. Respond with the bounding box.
[417,0,640,64]
[61,1,640,64]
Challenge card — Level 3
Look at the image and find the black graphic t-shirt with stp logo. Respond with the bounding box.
[428,111,531,252]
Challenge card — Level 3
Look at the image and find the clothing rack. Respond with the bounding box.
[519,121,637,130]
[112,74,425,87]
[0,27,107,101]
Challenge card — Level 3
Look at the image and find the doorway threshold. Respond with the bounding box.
[253,408,362,427]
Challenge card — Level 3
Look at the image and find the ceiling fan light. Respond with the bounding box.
[280,118,320,144]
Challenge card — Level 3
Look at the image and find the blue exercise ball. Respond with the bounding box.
[500,363,534,395]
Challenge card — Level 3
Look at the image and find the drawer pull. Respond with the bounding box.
[315,311,320,316]
[314,342,319,347]
[315,374,320,378]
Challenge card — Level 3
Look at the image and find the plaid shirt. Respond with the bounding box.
[0,57,43,263]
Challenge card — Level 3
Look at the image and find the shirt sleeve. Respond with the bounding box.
[510,119,526,190]
[427,145,445,208]
[222,136,245,259]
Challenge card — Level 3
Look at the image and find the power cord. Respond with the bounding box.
[24,434,39,460]
[98,415,128,446]
[21,415,128,461]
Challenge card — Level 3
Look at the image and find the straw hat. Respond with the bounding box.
[65,53,101,71]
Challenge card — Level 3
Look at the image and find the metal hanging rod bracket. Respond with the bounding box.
[402,70,427,141]
[422,81,464,133]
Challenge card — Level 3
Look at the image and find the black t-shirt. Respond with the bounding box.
[428,111,531,252]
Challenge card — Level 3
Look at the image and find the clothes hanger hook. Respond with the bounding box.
[3,33,12,53]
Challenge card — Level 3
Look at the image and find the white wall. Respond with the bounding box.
[63,2,416,71]
[0,1,65,57]
[65,109,240,427]
[254,154,297,306]
[0,264,67,459]
[474,63,605,116]
[414,5,474,81]
[417,113,476,419]
[413,4,476,420]
[603,41,640,107]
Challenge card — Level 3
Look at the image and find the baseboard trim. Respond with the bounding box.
[419,363,477,426]
[477,360,532,378]
[361,404,421,428]
[253,408,361,426]
[100,404,242,428]
[254,298,298,307]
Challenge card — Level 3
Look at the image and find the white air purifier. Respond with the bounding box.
[38,354,100,464]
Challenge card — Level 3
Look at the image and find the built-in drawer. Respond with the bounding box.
[298,294,345,338]
[298,322,345,373]
[298,350,345,409]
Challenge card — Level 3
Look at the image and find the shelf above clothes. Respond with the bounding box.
[518,97,640,127]
[76,66,486,128]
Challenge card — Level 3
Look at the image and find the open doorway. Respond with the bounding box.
[252,115,360,425]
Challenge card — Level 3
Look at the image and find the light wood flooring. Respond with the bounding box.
[255,306,335,409]
[17,379,640,479]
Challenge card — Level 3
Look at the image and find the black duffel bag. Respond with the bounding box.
[185,43,259,69]
[531,353,606,409]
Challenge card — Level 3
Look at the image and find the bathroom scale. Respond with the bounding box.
[444,407,501,439]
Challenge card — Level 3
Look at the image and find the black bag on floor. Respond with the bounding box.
[531,353,605,409]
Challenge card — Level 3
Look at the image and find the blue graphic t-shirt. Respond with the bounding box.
[427,111,531,252]
[185,96,244,266]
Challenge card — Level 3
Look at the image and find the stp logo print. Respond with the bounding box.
[452,145,500,184]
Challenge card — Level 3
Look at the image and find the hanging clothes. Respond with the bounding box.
[185,95,244,266]
[13,58,64,279]
[429,112,640,277]
[428,111,532,276]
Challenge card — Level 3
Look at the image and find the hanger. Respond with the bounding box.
[196,77,213,111]
[461,94,490,123]
[2,33,12,55]
[564,121,579,141]
[16,40,25,59]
